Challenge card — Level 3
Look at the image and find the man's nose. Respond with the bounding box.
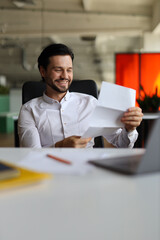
[61,70,68,79]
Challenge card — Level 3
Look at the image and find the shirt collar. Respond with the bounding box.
[43,91,70,104]
[63,91,70,102]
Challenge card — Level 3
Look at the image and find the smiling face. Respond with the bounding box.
[40,55,73,97]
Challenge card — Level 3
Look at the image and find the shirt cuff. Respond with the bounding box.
[123,128,138,148]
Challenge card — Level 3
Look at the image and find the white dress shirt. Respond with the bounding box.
[18,91,138,148]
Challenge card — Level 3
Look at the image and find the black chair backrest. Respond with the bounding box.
[22,80,98,104]
[15,80,104,148]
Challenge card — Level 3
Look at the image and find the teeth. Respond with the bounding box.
[57,80,68,83]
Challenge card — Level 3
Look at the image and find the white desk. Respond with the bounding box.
[0,148,160,240]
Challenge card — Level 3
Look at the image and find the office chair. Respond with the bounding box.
[15,80,104,148]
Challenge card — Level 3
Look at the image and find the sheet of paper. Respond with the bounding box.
[82,127,119,138]
[82,82,136,138]
[17,149,103,175]
[87,106,124,127]
[98,81,136,111]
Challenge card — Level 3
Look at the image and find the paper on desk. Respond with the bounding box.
[82,82,136,138]
[17,149,99,175]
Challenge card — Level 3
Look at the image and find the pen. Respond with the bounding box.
[46,154,72,165]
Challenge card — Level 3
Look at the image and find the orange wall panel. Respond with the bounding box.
[116,53,160,104]
[141,53,160,97]
[116,53,140,102]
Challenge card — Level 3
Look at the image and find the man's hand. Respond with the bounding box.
[55,136,92,148]
[121,107,143,132]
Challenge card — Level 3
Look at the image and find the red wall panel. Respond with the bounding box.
[141,53,160,97]
[116,53,140,101]
[116,53,160,104]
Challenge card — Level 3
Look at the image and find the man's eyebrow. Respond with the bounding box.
[53,66,73,69]
[53,66,62,68]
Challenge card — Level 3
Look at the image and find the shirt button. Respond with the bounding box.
[64,122,66,125]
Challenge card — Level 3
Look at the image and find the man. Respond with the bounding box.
[18,43,143,148]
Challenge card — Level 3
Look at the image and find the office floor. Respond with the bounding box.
[0,133,14,147]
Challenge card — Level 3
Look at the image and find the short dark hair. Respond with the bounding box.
[37,43,74,70]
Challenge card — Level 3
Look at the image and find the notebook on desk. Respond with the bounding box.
[89,114,160,175]
[0,161,52,191]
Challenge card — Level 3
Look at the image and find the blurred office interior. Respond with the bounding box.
[0,0,160,147]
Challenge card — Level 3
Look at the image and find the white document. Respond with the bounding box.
[17,149,100,175]
[82,82,136,138]
[98,81,136,110]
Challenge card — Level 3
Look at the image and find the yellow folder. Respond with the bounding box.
[0,161,52,191]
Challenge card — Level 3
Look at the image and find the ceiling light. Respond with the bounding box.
[12,0,35,8]
[81,36,96,41]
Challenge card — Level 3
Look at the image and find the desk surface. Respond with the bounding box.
[0,148,160,240]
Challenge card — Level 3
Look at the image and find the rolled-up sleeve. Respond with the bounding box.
[105,128,138,148]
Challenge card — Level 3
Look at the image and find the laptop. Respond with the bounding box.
[89,114,160,175]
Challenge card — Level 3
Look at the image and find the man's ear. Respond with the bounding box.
[39,66,46,78]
